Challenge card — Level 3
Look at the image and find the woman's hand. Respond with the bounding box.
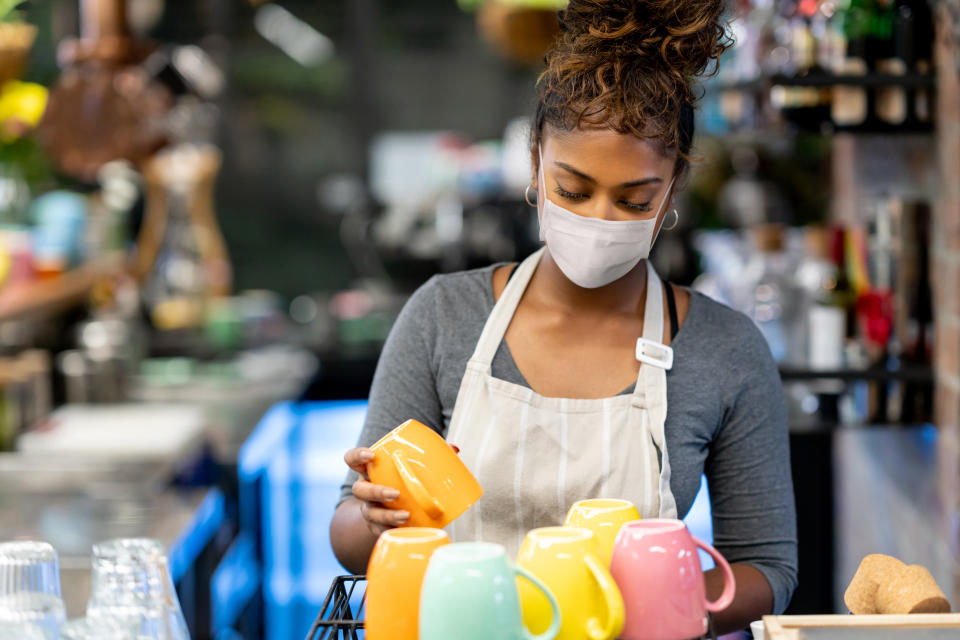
[344,447,410,536]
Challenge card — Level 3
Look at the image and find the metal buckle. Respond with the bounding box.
[635,337,674,370]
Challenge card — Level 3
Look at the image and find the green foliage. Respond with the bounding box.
[0,0,26,23]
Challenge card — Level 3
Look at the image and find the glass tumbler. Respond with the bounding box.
[86,538,188,640]
[0,541,67,637]
[0,621,47,640]
[59,616,137,640]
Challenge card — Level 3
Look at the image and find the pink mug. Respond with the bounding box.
[610,519,736,640]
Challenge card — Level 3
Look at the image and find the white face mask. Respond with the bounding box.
[537,145,676,289]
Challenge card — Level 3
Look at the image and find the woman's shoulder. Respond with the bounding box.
[412,263,502,307]
[397,263,504,335]
[682,290,777,366]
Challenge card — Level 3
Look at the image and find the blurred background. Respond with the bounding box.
[0,0,958,638]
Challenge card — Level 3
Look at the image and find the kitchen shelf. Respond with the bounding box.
[779,365,933,384]
[715,72,936,93]
[769,72,936,88]
[0,255,126,322]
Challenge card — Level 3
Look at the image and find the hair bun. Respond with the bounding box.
[558,0,729,81]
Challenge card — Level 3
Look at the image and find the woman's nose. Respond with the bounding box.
[581,195,618,221]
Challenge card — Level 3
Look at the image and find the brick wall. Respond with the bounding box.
[932,1,960,604]
[934,4,960,429]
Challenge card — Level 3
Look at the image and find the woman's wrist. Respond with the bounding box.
[330,498,380,574]
[705,563,775,635]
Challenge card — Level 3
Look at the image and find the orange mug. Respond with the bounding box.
[365,528,450,640]
[367,419,483,528]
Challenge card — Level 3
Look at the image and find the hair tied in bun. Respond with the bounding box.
[535,0,731,173]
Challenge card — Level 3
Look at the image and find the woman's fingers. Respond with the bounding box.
[353,478,408,532]
[360,501,410,529]
[352,479,400,504]
[344,447,374,477]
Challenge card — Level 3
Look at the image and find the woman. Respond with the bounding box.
[330,0,797,632]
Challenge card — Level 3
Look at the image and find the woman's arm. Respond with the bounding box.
[706,564,773,634]
[703,313,799,633]
[329,276,446,571]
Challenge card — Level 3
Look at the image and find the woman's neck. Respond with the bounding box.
[529,248,648,317]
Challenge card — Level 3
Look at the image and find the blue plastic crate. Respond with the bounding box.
[232,401,368,640]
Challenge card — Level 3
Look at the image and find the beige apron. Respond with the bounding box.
[446,247,679,556]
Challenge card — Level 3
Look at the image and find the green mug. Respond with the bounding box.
[419,542,562,640]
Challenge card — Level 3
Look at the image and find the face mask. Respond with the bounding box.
[537,146,676,289]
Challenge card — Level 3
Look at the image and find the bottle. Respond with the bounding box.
[832,0,870,128]
[875,0,908,127]
[744,225,805,365]
[798,227,846,370]
[909,0,934,125]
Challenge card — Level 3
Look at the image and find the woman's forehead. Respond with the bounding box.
[542,127,674,176]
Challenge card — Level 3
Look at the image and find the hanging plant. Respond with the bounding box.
[0,0,26,23]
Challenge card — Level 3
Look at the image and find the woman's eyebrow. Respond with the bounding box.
[554,161,663,188]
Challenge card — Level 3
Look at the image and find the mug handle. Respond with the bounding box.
[691,535,737,613]
[514,566,562,640]
[583,553,625,640]
[391,449,445,519]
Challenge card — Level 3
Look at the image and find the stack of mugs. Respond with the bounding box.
[363,420,737,640]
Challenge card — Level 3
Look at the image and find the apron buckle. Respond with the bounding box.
[635,338,674,370]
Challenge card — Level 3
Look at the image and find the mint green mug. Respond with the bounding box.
[419,542,561,640]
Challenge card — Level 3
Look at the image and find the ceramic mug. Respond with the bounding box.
[564,499,641,566]
[611,519,736,640]
[517,527,624,640]
[420,542,562,640]
[367,419,483,528]
[364,528,450,640]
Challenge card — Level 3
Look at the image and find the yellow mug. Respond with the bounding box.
[365,528,450,640]
[367,419,483,528]
[517,527,625,640]
[564,499,641,566]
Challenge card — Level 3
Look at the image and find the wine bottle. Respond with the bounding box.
[832,0,870,128]
[910,0,934,125]
[876,0,909,127]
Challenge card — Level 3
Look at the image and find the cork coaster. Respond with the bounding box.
[844,554,906,614]
[875,565,951,614]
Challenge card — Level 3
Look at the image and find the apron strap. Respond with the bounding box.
[632,262,669,404]
[642,261,664,343]
[633,262,673,371]
[631,261,678,518]
[469,247,545,368]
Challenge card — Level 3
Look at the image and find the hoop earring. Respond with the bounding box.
[524,185,537,207]
[662,208,679,231]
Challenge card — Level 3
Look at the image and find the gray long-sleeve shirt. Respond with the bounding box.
[339,262,798,613]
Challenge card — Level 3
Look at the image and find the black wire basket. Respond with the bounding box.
[304,574,719,640]
[305,575,367,640]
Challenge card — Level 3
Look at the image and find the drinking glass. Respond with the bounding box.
[0,621,47,640]
[86,538,188,640]
[59,616,137,640]
[0,541,67,637]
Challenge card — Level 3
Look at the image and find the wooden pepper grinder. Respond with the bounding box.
[137,144,232,331]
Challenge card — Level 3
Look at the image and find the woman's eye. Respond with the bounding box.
[621,201,652,212]
[554,186,587,201]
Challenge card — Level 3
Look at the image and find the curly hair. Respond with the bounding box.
[533,0,732,176]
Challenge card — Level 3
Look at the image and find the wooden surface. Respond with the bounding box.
[0,256,124,322]
[765,614,960,640]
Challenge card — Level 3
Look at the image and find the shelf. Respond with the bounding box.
[779,365,933,384]
[769,72,936,88]
[0,256,126,322]
[715,72,936,92]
